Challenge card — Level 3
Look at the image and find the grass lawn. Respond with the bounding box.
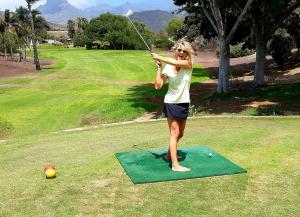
[0,117,299,216]
[0,45,209,138]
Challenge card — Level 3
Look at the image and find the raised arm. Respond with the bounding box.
[151,53,192,69]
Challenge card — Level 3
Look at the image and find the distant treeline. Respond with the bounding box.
[67,13,175,50]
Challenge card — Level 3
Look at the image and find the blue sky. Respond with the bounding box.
[0,0,150,10]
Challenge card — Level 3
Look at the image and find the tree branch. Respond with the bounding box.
[200,1,219,34]
[226,0,254,42]
[264,2,300,40]
[210,0,224,37]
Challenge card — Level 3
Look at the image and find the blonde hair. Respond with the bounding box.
[172,38,195,60]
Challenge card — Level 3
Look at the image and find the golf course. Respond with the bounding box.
[0,46,299,216]
[0,45,209,137]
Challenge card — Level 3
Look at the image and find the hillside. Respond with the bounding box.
[130,10,182,32]
[37,0,85,24]
[36,0,177,24]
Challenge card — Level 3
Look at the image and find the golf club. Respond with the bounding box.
[124,9,152,52]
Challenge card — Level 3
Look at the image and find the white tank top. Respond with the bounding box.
[162,64,193,103]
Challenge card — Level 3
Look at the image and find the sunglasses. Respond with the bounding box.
[177,49,187,53]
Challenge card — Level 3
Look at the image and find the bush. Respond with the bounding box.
[229,42,255,58]
[153,35,174,49]
[73,32,88,47]
[268,28,294,69]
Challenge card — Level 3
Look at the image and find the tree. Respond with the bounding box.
[84,13,154,50]
[167,18,184,40]
[0,15,8,59]
[268,28,294,69]
[25,0,41,70]
[76,17,88,33]
[174,0,254,93]
[251,0,300,86]
[67,19,75,39]
[286,8,300,53]
[12,7,49,61]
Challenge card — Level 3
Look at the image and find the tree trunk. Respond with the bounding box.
[28,3,41,70]
[24,48,27,61]
[4,45,7,60]
[254,31,266,86]
[10,46,13,61]
[217,38,230,93]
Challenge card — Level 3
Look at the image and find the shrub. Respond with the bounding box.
[73,32,88,47]
[153,35,174,49]
[229,42,255,58]
[268,28,294,69]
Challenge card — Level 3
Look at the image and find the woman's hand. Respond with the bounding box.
[155,60,162,68]
[151,53,160,61]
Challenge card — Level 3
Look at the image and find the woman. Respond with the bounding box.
[151,38,194,172]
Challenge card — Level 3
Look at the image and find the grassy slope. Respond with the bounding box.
[0,46,209,137]
[0,118,299,216]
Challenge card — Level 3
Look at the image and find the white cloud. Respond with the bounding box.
[0,0,46,10]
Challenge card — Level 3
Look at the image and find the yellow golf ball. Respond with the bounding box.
[45,168,56,179]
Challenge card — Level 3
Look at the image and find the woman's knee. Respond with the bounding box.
[170,128,180,139]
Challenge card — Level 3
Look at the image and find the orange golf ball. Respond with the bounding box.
[44,164,55,172]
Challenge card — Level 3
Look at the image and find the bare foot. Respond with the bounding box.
[172,165,191,172]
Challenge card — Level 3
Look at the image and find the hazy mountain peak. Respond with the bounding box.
[38,0,81,14]
[37,0,178,25]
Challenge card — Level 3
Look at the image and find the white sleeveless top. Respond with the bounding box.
[162,64,193,104]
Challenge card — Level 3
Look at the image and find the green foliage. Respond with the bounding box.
[84,13,154,50]
[73,32,88,47]
[4,9,10,23]
[153,33,174,49]
[167,18,184,39]
[286,8,300,50]
[268,28,294,68]
[229,42,255,58]
[67,19,75,39]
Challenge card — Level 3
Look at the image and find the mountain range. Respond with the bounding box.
[37,0,178,26]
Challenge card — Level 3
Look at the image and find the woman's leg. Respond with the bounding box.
[167,117,190,172]
[166,118,186,159]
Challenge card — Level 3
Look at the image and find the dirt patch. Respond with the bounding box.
[0,56,54,79]
[242,100,279,108]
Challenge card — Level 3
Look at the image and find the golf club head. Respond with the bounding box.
[125,9,133,17]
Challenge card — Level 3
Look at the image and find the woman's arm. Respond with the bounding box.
[154,61,167,90]
[151,53,192,69]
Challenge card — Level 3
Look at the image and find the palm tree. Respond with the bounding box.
[25,0,41,70]
[0,18,8,60]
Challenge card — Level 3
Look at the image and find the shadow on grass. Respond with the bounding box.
[125,66,214,114]
[200,83,300,115]
[126,83,167,115]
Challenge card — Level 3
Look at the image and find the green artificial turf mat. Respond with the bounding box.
[115,146,247,184]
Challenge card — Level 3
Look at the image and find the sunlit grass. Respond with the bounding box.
[0,117,299,216]
[0,46,209,138]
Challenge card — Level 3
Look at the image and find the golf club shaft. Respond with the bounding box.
[127,17,152,52]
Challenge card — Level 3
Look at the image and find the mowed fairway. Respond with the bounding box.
[0,118,299,217]
[0,45,209,137]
